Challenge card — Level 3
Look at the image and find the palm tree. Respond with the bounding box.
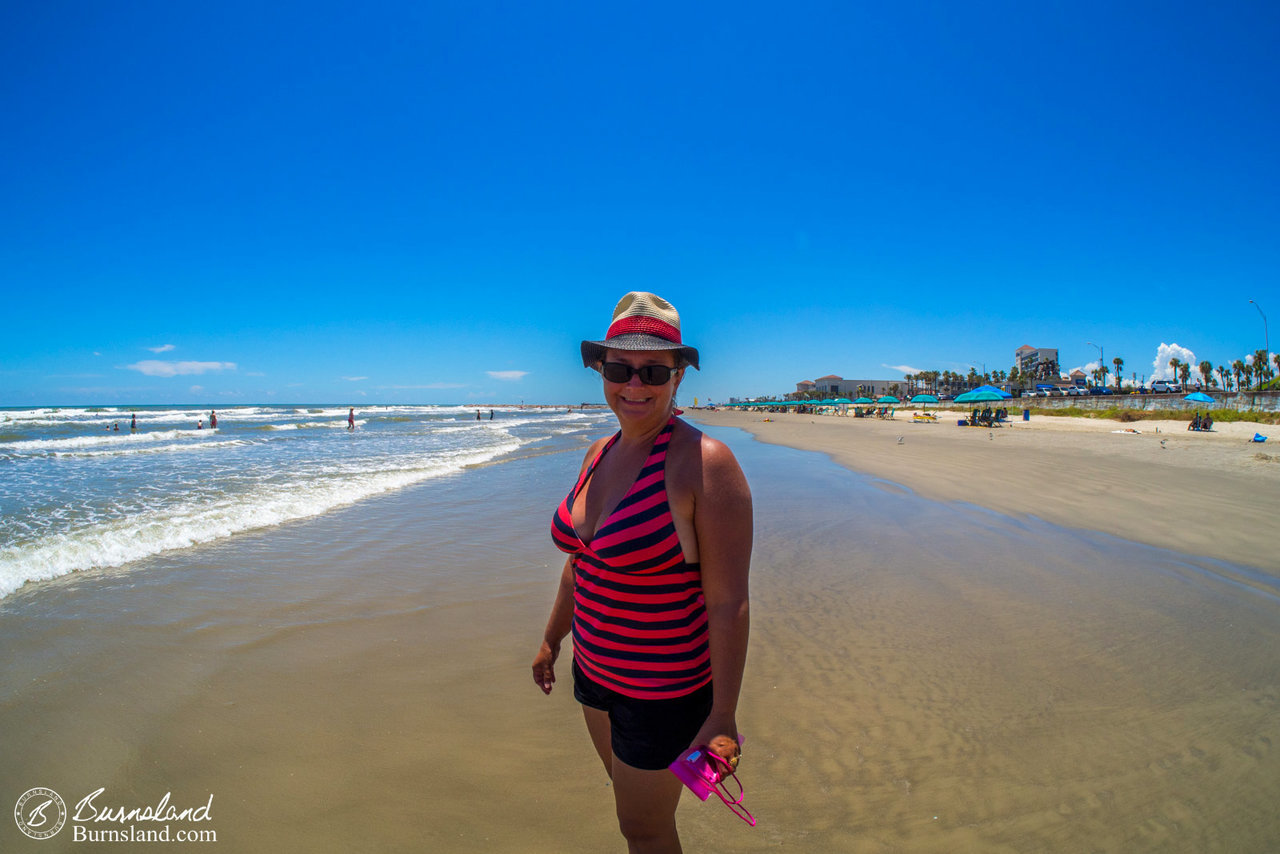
[1232,359,1246,391]
[1198,360,1213,390]
[1112,356,1124,390]
[1179,362,1191,388]
[1168,357,1182,386]
[1274,352,1280,382]
[1259,349,1276,388]
[1216,364,1230,391]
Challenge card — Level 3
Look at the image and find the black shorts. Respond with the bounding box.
[573,660,713,771]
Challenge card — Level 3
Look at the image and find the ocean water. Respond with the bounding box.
[0,404,614,600]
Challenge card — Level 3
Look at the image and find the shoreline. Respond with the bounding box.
[688,408,1278,571]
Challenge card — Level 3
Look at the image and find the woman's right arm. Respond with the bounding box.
[532,555,575,694]
[533,436,606,694]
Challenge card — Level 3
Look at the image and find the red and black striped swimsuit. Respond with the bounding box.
[551,417,711,700]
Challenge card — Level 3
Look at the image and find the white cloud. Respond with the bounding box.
[487,370,529,381]
[125,360,237,377]
[93,351,101,357]
[340,376,369,382]
[1151,343,1195,381]
[884,364,924,375]
[190,385,204,395]
[148,344,176,353]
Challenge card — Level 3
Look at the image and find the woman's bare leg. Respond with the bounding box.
[582,706,685,852]
[611,757,685,854]
[582,706,614,777]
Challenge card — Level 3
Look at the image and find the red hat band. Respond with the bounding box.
[607,315,681,343]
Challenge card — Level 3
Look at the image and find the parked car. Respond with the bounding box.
[1151,381,1174,393]
[1066,386,1089,396]
[1090,387,1114,395]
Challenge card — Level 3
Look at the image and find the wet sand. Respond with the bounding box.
[2,422,1278,852]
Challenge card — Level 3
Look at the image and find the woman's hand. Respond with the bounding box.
[532,639,560,695]
[691,718,742,770]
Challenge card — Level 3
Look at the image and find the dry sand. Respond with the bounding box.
[690,409,1278,571]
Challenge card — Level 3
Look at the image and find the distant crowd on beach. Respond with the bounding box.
[110,410,220,432]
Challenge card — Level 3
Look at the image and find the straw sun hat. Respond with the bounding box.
[580,292,700,370]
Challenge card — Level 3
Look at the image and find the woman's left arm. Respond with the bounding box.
[689,435,753,760]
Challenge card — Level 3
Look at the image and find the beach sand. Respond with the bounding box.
[691,408,1279,572]
[2,418,1278,852]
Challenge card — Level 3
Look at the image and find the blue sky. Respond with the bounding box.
[3,1,1277,405]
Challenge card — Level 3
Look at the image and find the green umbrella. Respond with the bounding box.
[853,397,874,404]
[834,398,853,404]
[910,394,939,404]
[876,395,900,404]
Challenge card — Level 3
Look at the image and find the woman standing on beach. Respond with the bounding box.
[533,292,753,853]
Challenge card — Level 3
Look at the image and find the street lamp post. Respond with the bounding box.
[1087,341,1103,388]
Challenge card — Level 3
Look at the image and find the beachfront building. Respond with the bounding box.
[1016,345,1060,380]
[1069,369,1088,388]
[791,375,901,399]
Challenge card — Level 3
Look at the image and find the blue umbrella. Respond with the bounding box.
[955,389,1006,404]
[876,395,900,404]
[910,394,939,404]
[969,384,1012,399]
[1184,392,1214,403]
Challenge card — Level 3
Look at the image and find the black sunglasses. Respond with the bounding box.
[600,361,678,385]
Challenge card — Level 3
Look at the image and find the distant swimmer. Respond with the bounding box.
[131,413,137,431]
[197,420,203,430]
[348,408,355,431]
[210,410,217,429]
[113,422,119,431]
[489,410,494,420]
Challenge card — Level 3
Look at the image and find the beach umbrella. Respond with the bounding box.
[1184,392,1214,403]
[955,389,1006,404]
[876,395,900,404]
[910,394,939,404]
[853,397,874,404]
[834,398,853,404]
[969,384,1012,398]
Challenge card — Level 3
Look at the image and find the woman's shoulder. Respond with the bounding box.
[574,432,615,473]
[669,419,744,476]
